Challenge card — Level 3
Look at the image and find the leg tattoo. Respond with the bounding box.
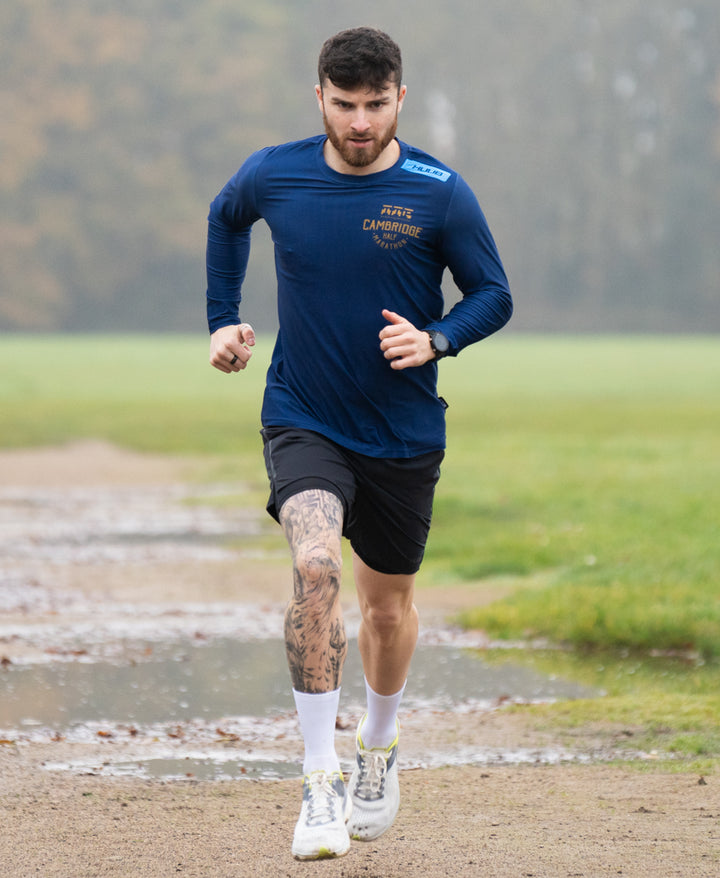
[280,490,348,693]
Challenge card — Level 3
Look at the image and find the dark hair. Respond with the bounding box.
[318,27,402,92]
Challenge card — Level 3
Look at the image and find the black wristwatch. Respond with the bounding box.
[426,329,450,360]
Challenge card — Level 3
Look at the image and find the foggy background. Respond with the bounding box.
[1,0,718,334]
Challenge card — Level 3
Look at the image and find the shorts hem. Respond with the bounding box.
[351,543,423,577]
[266,476,348,524]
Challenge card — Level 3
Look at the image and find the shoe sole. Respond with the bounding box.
[293,843,350,861]
[349,806,399,842]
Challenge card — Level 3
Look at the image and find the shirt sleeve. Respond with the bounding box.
[427,175,513,354]
[205,151,266,334]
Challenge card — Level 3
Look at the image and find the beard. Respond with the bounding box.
[323,114,399,168]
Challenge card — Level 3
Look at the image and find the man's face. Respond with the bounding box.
[316,79,406,173]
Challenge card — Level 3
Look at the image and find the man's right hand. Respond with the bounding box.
[209,323,256,374]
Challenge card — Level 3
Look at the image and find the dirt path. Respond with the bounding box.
[1,760,717,877]
[1,443,718,877]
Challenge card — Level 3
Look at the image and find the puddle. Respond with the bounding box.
[0,637,596,779]
[41,745,593,783]
[0,637,592,727]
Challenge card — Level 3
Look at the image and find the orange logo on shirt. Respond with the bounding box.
[363,205,423,250]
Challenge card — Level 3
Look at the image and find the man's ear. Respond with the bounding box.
[315,83,324,112]
[397,84,407,113]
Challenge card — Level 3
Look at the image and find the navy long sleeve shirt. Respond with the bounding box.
[207,136,512,457]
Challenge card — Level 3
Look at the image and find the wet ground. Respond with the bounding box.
[0,634,595,779]
[0,443,597,781]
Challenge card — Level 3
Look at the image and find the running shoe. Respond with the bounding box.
[291,770,352,860]
[347,717,400,841]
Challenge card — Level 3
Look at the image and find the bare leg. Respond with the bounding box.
[280,489,348,694]
[353,551,418,696]
[346,552,413,841]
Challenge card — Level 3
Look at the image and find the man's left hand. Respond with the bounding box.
[379,309,435,370]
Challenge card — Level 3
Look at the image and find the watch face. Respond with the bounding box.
[431,331,449,355]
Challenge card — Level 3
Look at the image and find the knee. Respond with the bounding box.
[362,600,414,641]
[292,543,342,601]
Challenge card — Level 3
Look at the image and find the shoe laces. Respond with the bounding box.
[354,749,388,799]
[304,771,342,826]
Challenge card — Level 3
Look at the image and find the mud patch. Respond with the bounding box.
[0,482,262,569]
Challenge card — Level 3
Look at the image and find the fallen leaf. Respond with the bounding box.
[216,727,241,739]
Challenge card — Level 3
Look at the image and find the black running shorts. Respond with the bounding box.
[261,427,444,576]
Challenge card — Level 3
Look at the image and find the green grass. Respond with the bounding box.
[429,335,720,661]
[2,332,720,766]
[0,334,272,485]
[481,647,720,771]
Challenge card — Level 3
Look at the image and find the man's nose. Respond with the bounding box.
[351,111,371,133]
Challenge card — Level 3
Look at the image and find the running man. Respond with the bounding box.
[206,27,512,860]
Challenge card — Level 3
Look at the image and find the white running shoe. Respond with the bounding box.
[347,717,400,841]
[291,770,352,860]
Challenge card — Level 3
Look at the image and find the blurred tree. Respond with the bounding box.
[0,0,717,332]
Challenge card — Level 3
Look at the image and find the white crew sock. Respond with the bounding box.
[292,688,342,776]
[360,678,406,750]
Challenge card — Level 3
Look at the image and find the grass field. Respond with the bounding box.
[2,332,719,766]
